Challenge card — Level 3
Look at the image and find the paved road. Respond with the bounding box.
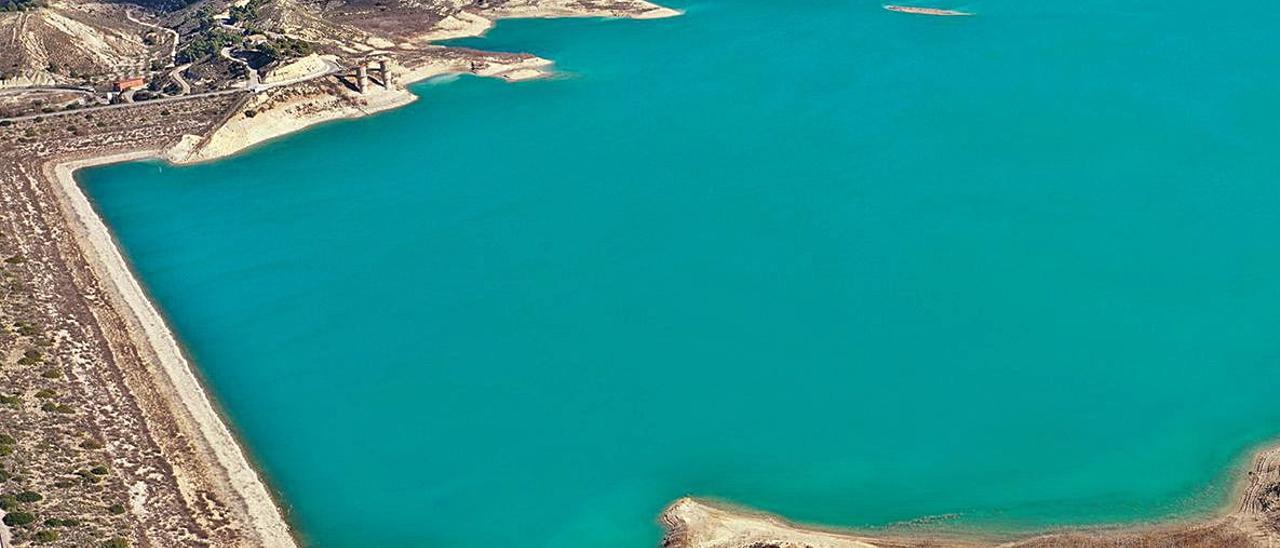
[0,85,95,97]
[169,63,194,95]
[0,58,344,122]
[0,88,246,122]
[220,46,259,89]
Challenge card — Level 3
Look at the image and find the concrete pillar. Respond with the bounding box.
[356,65,369,94]
[379,60,392,88]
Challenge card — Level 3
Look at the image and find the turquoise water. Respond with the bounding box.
[81,1,1280,545]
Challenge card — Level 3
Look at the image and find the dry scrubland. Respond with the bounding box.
[0,94,291,546]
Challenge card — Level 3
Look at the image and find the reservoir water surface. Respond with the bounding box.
[81,0,1280,545]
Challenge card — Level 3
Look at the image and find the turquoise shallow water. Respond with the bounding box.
[81,1,1280,545]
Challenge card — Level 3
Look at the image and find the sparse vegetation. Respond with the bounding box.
[103,537,130,548]
[16,490,44,503]
[76,469,102,484]
[15,320,39,336]
[2,511,35,526]
[0,0,43,12]
[35,530,59,543]
[176,30,240,64]
[44,517,81,527]
[17,348,42,364]
[227,0,262,24]
[256,36,313,62]
[41,402,73,413]
[107,503,125,515]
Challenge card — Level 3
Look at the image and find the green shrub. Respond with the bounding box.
[0,0,45,12]
[35,530,58,542]
[41,369,62,379]
[16,490,42,502]
[0,433,14,445]
[107,503,125,515]
[176,30,240,64]
[0,394,18,405]
[91,465,109,476]
[14,321,37,336]
[45,517,80,527]
[0,494,15,509]
[2,511,34,526]
[17,349,42,365]
[76,470,101,484]
[34,389,57,399]
[40,402,73,413]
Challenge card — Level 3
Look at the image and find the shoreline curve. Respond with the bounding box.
[47,151,299,547]
[659,438,1280,546]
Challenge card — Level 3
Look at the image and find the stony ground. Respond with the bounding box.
[0,93,270,547]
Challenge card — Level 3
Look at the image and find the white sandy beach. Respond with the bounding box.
[48,151,297,548]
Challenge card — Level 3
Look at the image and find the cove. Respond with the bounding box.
[80,0,1280,545]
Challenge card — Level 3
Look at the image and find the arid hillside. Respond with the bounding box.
[0,1,171,86]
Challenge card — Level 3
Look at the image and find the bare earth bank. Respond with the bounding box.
[660,442,1280,547]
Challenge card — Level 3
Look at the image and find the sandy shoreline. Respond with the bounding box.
[662,438,1280,547]
[47,151,298,547]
